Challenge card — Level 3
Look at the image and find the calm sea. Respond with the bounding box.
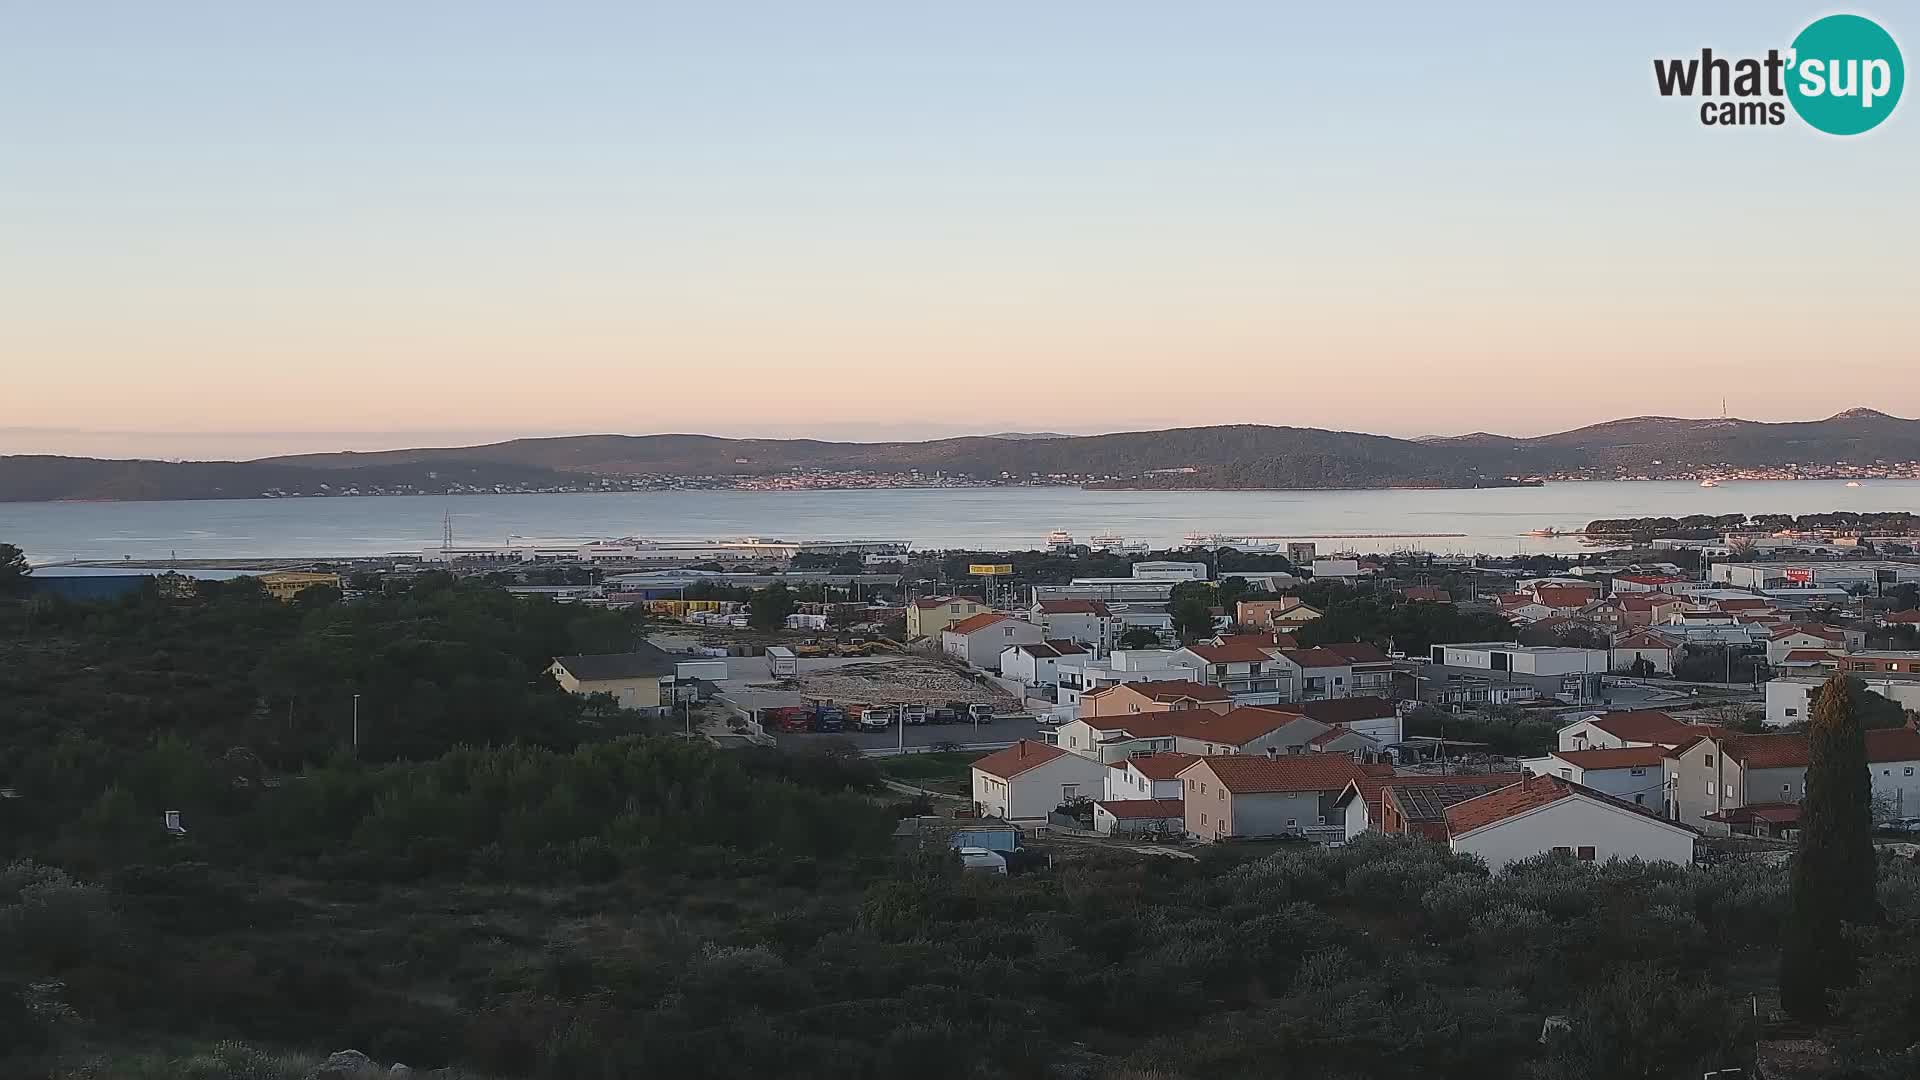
[4,480,1916,564]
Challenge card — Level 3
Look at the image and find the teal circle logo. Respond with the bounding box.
[1786,14,1904,135]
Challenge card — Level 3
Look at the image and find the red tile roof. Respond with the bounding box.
[971,739,1068,780]
[1617,595,1680,612]
[1128,679,1232,703]
[1579,710,1695,745]
[1214,632,1299,650]
[1121,751,1202,780]
[1282,647,1353,668]
[1269,696,1398,726]
[1036,599,1112,616]
[1613,630,1674,649]
[1401,586,1452,603]
[1319,641,1390,664]
[1184,641,1283,664]
[1444,774,1578,834]
[913,595,982,609]
[1781,649,1843,664]
[1713,598,1773,612]
[945,612,1009,635]
[1187,755,1367,794]
[1535,586,1599,609]
[1551,746,1668,770]
[1884,610,1920,624]
[1770,624,1846,641]
[1095,797,1185,820]
[1337,771,1526,825]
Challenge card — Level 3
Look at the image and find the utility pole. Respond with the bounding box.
[352,693,361,753]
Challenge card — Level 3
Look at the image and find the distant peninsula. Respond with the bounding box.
[2,409,1917,502]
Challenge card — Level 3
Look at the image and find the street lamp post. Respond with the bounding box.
[352,693,361,753]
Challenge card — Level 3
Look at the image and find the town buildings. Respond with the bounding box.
[548,647,679,714]
[907,595,987,639]
[1179,755,1367,842]
[942,612,1043,669]
[1444,774,1699,873]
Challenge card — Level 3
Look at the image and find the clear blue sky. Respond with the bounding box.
[2,2,1914,457]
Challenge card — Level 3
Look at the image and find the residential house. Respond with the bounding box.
[1766,625,1850,665]
[1317,642,1395,696]
[1057,706,1334,763]
[1556,710,1714,753]
[1378,776,1534,840]
[1263,695,1403,743]
[1237,598,1322,631]
[1878,609,1920,629]
[1179,756,1367,842]
[1777,649,1844,672]
[942,613,1043,669]
[906,595,988,639]
[1103,751,1199,802]
[1665,725,1920,828]
[549,646,679,714]
[1171,640,1296,705]
[1399,585,1452,603]
[999,639,1087,688]
[1092,798,1186,837]
[1520,746,1668,809]
[1285,647,1356,700]
[1611,629,1681,675]
[1334,772,1525,841]
[1030,599,1121,653]
[1444,774,1699,873]
[970,740,1111,823]
[1054,649,1197,708]
[1586,593,1687,633]
[1078,679,1231,720]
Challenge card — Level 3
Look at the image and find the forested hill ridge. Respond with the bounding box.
[1,408,1915,501]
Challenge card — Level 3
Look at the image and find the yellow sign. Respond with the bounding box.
[969,563,1014,576]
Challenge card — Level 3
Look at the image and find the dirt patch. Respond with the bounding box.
[789,658,1015,709]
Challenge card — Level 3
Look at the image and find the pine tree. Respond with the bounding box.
[1779,674,1880,1019]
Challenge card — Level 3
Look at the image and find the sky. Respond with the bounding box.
[3,2,1916,459]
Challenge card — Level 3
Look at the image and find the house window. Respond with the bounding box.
[1785,708,1798,717]
[1634,794,1645,805]
[1704,754,1714,767]
[1553,846,1571,855]
[1061,785,1078,801]
[1218,790,1224,802]
[1577,846,1596,861]
[1286,818,1297,828]
[1559,768,1572,779]
[1201,812,1208,825]
[1707,781,1715,795]
[1630,767,1646,777]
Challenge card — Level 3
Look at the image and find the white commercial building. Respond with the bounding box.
[1310,558,1362,581]
[1131,561,1209,582]
[1766,674,1920,726]
[1431,643,1609,676]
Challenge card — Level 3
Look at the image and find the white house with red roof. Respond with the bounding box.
[1444,774,1698,873]
[1555,710,1711,753]
[1610,629,1681,675]
[970,740,1111,823]
[1612,574,1689,594]
[1029,599,1122,653]
[998,639,1087,688]
[1765,624,1851,665]
[941,612,1043,669]
[1092,798,1186,837]
[1178,755,1369,841]
[1103,751,1199,802]
[1519,746,1668,807]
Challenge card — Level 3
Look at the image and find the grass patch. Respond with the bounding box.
[877,751,985,784]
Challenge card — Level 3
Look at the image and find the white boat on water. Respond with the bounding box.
[1046,529,1074,548]
[1846,481,1863,487]
[1182,531,1218,546]
[1699,479,1719,487]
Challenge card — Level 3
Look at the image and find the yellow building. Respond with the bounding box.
[906,595,988,639]
[258,571,342,602]
[549,647,679,714]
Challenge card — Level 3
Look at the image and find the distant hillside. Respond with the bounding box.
[1,409,1913,501]
[1430,409,1920,472]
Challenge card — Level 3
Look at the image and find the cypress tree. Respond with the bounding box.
[1779,674,1880,1019]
